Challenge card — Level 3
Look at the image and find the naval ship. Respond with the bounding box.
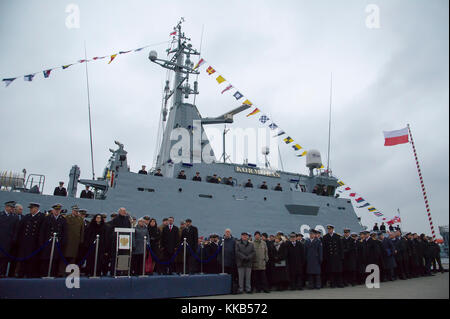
[0,21,364,236]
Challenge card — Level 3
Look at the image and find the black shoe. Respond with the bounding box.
[263,290,270,293]
[246,290,253,294]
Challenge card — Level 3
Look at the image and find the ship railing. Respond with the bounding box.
[25,174,45,194]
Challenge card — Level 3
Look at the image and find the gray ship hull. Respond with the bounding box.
[0,169,362,236]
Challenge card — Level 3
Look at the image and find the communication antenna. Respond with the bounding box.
[193,24,204,106]
[262,146,271,168]
[221,125,230,163]
[84,41,95,180]
[326,72,333,175]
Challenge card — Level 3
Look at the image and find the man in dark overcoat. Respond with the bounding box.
[342,229,357,286]
[16,202,45,277]
[160,216,179,274]
[322,225,344,288]
[305,229,323,289]
[181,218,198,274]
[379,232,396,281]
[365,232,382,268]
[406,233,419,277]
[400,233,411,278]
[356,231,367,284]
[286,232,306,290]
[0,201,19,277]
[39,204,67,277]
[392,231,406,280]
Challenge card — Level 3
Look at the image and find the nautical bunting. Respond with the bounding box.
[2,41,167,87]
[246,108,260,117]
[336,181,385,219]
[188,54,388,219]
[221,84,233,94]
[194,58,205,70]
[2,78,16,87]
[24,74,35,82]
[292,144,302,151]
[108,54,117,64]
[259,115,269,124]
[216,75,226,84]
[43,69,52,78]
[196,56,310,160]
[206,66,216,75]
[233,91,243,100]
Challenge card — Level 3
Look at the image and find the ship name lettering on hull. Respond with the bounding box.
[235,166,281,178]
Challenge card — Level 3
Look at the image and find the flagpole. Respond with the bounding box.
[397,208,403,231]
[326,72,333,173]
[84,41,95,180]
[407,124,435,239]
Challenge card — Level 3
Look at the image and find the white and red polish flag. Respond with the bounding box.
[383,127,409,146]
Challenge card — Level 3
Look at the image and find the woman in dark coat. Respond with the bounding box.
[270,236,289,291]
[147,218,160,274]
[84,214,109,276]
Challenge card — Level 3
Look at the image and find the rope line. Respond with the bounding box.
[186,243,222,263]
[146,243,184,265]
[0,238,51,261]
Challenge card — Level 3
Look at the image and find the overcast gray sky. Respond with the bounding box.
[0,0,448,235]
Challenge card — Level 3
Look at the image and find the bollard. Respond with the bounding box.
[91,235,100,278]
[139,236,148,277]
[43,233,57,279]
[200,243,204,274]
[220,236,226,274]
[182,237,187,276]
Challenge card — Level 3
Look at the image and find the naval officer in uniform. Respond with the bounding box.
[322,224,344,288]
[0,201,19,277]
[342,228,357,286]
[39,204,67,277]
[16,202,45,278]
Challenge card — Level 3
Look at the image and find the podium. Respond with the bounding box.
[114,227,135,277]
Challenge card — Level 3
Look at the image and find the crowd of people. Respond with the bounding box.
[0,200,446,295]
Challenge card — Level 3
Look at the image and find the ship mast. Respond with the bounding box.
[148,18,200,171]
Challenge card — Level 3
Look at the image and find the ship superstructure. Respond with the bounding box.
[0,20,364,236]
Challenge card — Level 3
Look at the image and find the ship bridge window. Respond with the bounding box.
[289,183,306,192]
[137,187,155,192]
[313,184,335,196]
